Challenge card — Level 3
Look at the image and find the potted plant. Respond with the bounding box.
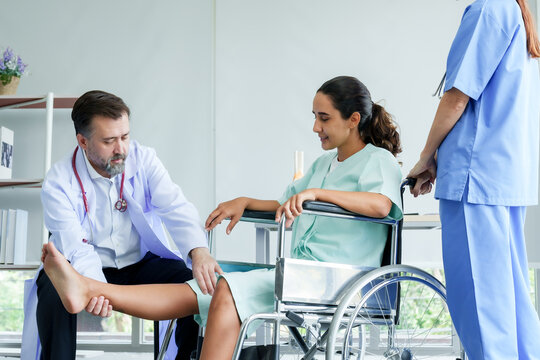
[0,47,28,95]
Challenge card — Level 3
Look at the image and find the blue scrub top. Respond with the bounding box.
[436,0,540,206]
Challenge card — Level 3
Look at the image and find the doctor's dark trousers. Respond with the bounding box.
[36,252,198,360]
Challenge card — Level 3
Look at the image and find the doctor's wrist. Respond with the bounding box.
[188,246,209,259]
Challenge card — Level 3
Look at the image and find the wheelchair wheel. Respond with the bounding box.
[326,265,456,360]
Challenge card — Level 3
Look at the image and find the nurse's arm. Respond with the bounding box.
[276,188,391,227]
[421,87,469,158]
[408,87,469,196]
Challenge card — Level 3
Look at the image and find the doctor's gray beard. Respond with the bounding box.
[105,154,126,176]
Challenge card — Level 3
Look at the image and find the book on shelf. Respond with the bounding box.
[0,208,28,265]
[4,209,16,264]
[0,209,6,263]
[13,209,28,265]
[0,126,14,179]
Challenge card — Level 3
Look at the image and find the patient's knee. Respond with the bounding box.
[210,279,234,310]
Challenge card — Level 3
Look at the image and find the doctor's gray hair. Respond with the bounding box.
[318,76,401,156]
[71,90,131,138]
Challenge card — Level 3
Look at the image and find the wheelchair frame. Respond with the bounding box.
[157,180,464,360]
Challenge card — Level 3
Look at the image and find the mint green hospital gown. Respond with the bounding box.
[188,143,403,326]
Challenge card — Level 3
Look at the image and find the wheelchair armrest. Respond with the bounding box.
[237,178,413,226]
[240,209,277,224]
[302,200,398,226]
[238,201,398,226]
[302,200,359,216]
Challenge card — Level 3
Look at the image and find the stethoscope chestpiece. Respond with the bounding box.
[115,198,128,212]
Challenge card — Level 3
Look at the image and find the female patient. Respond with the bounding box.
[42,75,403,360]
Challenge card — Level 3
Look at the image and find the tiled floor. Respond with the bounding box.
[0,348,463,359]
[1,356,461,360]
[0,353,462,360]
[0,351,153,359]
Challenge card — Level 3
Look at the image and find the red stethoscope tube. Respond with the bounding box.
[72,146,127,213]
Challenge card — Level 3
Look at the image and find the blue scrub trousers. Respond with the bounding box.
[440,191,540,360]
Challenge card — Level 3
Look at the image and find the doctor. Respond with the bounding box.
[25,90,221,360]
[409,0,540,359]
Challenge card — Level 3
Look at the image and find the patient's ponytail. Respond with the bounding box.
[318,76,402,156]
[363,102,401,157]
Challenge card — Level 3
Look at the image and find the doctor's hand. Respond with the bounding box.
[276,189,317,228]
[190,247,223,296]
[408,154,437,197]
[205,197,249,234]
[85,296,113,318]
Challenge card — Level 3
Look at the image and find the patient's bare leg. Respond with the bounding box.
[42,242,199,320]
[199,279,241,360]
[42,242,91,313]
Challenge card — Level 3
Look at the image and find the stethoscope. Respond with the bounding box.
[72,146,128,214]
[433,72,447,99]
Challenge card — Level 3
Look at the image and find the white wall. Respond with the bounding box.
[1,0,538,266]
[0,0,214,261]
[212,0,540,266]
[213,0,468,264]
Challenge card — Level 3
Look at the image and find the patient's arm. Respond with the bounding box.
[206,189,392,232]
[205,197,280,233]
[308,189,392,217]
[42,242,198,320]
[276,189,392,227]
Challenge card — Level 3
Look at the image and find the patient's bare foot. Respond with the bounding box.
[42,242,90,314]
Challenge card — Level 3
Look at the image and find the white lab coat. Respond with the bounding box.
[21,140,208,360]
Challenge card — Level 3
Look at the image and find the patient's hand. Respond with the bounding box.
[276,189,317,227]
[205,197,249,234]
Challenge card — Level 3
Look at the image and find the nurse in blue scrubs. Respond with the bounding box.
[409,0,540,359]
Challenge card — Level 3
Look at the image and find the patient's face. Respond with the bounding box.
[312,92,353,151]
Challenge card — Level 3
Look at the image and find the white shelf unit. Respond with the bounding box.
[0,93,78,269]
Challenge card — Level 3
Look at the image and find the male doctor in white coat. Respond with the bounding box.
[23,90,221,360]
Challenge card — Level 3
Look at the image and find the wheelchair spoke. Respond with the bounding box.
[326,268,456,360]
[412,306,446,349]
[404,289,435,348]
[399,277,414,351]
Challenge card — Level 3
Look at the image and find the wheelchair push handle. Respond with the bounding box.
[403,177,417,188]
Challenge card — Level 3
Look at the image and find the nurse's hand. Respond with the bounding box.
[276,189,317,227]
[205,197,248,234]
[85,296,113,318]
[190,247,223,295]
[408,155,437,197]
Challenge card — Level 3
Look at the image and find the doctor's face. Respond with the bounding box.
[77,113,130,178]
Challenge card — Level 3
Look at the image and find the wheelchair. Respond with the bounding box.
[158,179,463,360]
